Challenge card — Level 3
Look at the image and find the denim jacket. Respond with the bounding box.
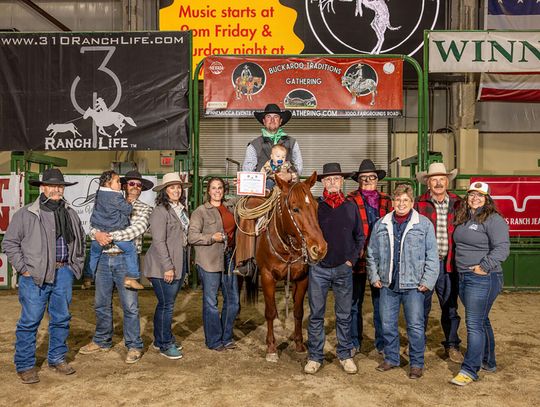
[367,209,439,290]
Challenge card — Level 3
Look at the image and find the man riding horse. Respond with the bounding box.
[234,104,304,277]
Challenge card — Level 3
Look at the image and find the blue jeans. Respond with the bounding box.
[380,287,426,368]
[89,240,139,279]
[149,275,183,352]
[197,254,239,349]
[423,260,461,349]
[92,254,143,350]
[307,263,353,363]
[459,272,503,380]
[15,266,74,372]
[350,272,383,352]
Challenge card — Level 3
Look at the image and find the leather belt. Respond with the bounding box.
[55,261,67,269]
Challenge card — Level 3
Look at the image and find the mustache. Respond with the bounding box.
[42,195,66,203]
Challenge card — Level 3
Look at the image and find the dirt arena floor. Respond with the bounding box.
[0,286,539,407]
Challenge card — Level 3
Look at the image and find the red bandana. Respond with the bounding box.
[323,189,345,209]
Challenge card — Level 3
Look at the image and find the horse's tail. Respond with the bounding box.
[242,261,259,305]
[125,117,137,127]
[388,24,401,31]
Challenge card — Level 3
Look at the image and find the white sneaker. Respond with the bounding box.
[340,358,358,374]
[304,360,321,374]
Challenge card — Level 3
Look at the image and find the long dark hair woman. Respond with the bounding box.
[188,177,239,351]
[143,172,191,360]
[450,182,510,386]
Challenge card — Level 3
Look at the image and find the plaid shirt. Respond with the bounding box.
[56,236,69,262]
[347,189,393,273]
[433,195,449,258]
[91,199,152,254]
[415,191,462,273]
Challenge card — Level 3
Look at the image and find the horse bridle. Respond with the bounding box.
[266,182,310,265]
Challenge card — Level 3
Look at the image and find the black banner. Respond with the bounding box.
[281,0,446,79]
[0,31,191,151]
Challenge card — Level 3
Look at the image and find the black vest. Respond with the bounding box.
[248,135,296,171]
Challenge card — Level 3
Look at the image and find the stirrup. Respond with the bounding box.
[233,259,256,278]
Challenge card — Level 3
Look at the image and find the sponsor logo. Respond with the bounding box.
[341,63,378,105]
[305,0,441,56]
[44,46,136,150]
[232,62,266,100]
[284,89,318,109]
[209,61,225,75]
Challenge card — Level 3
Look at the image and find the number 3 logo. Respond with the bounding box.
[70,46,122,115]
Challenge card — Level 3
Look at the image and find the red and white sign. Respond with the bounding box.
[471,177,540,237]
[204,56,403,118]
[0,173,25,234]
[0,254,8,287]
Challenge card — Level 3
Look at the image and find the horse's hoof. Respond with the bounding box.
[295,344,307,353]
[265,353,279,363]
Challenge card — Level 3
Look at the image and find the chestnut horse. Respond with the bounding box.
[244,172,327,362]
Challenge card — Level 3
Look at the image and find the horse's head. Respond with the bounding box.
[46,124,53,131]
[275,172,327,263]
[83,108,93,120]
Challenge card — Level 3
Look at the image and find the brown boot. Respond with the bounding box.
[81,277,93,290]
[17,368,39,384]
[124,277,144,290]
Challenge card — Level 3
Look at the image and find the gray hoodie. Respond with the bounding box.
[453,212,510,274]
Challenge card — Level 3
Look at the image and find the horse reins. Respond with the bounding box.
[265,182,310,319]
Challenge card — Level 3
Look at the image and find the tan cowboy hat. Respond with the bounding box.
[153,172,192,192]
[416,163,458,185]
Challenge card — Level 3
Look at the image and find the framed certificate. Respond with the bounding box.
[237,171,266,196]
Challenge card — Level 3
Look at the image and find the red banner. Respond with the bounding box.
[203,57,403,118]
[471,177,540,237]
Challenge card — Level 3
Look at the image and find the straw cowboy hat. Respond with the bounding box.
[415,163,458,185]
[120,170,154,191]
[152,172,192,192]
[317,162,351,181]
[350,159,386,182]
[254,104,292,126]
[28,168,77,187]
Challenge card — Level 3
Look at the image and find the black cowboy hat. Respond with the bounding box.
[28,168,77,187]
[120,170,154,191]
[254,104,292,126]
[350,159,386,182]
[317,163,351,182]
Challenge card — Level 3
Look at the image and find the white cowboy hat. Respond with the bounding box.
[153,172,191,192]
[415,163,458,185]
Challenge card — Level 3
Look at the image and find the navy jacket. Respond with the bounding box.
[90,188,132,232]
[317,198,365,268]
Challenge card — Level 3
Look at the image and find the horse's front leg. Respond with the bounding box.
[292,273,308,353]
[261,270,279,362]
[97,126,111,138]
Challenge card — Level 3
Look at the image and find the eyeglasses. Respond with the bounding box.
[359,175,378,182]
[322,176,343,183]
[468,192,486,199]
[127,181,142,188]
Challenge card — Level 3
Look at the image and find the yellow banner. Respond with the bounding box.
[160,0,304,77]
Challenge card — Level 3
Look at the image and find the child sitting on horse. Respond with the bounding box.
[88,170,144,290]
[260,144,298,193]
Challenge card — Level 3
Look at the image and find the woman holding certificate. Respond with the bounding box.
[188,177,239,351]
